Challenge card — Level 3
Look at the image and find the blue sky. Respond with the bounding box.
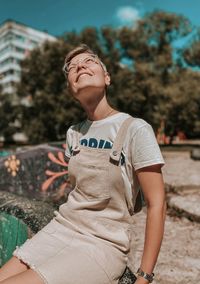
[0,0,200,36]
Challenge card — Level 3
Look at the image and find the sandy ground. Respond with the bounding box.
[128,210,200,284]
[128,150,200,284]
[161,151,200,188]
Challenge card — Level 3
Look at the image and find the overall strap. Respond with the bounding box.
[71,127,81,153]
[110,116,134,163]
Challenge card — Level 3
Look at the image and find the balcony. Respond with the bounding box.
[0,63,21,73]
[0,74,20,84]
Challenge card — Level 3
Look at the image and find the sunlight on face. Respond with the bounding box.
[67,53,110,97]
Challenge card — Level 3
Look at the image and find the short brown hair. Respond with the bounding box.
[63,44,107,76]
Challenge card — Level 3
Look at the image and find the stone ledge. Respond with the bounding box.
[168,193,200,223]
[0,191,55,233]
[0,191,136,282]
[190,148,200,160]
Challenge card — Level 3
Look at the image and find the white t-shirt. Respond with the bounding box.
[65,112,165,212]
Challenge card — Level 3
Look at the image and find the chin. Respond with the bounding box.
[74,88,104,103]
[75,84,103,94]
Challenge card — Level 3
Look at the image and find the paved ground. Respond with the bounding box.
[129,211,200,284]
[161,150,200,188]
[128,150,200,284]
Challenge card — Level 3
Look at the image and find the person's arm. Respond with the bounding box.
[134,164,166,284]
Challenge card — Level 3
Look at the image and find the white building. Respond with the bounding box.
[0,19,56,95]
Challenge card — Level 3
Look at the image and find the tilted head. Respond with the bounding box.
[63,44,110,99]
[63,44,107,77]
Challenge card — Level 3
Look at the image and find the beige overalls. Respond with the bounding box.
[13,117,136,284]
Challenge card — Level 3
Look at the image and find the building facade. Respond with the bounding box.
[0,20,56,95]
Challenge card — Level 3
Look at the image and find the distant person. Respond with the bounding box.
[0,44,166,284]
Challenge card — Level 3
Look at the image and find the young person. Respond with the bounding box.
[0,44,166,284]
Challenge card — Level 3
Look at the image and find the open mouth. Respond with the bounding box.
[76,72,92,82]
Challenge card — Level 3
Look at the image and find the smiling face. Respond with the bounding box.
[66,52,110,100]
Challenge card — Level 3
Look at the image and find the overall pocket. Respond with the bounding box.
[75,161,110,201]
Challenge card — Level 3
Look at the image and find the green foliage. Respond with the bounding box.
[164,69,200,138]
[183,29,200,67]
[0,94,20,143]
[117,11,200,137]
[18,40,86,143]
[15,10,200,144]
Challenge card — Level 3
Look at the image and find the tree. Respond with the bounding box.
[165,69,200,138]
[0,94,19,144]
[117,11,198,136]
[183,29,200,67]
[17,11,200,143]
[18,39,86,144]
[17,27,124,143]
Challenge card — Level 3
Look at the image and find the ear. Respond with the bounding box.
[105,72,111,86]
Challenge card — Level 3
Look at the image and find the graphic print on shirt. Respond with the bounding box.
[80,138,112,149]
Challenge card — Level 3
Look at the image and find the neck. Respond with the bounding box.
[79,92,118,121]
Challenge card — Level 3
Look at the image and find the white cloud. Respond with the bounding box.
[116,6,140,25]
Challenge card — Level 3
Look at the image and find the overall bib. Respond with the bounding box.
[14,117,135,284]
